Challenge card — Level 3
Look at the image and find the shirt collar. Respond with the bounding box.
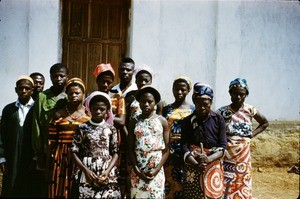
[15,97,35,108]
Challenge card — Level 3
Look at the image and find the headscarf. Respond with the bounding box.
[84,91,114,125]
[65,77,86,93]
[135,85,161,104]
[134,64,153,78]
[192,82,214,100]
[229,78,249,95]
[93,63,115,78]
[174,76,192,92]
[16,75,34,86]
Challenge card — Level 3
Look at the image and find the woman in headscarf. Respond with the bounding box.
[48,77,90,198]
[217,78,269,199]
[162,76,195,198]
[71,91,121,198]
[181,83,227,199]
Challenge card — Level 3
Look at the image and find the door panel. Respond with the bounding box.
[62,0,130,95]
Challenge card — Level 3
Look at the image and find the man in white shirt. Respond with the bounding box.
[0,75,34,197]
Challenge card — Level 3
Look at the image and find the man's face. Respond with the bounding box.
[15,79,33,104]
[31,75,45,93]
[118,62,134,83]
[50,68,68,89]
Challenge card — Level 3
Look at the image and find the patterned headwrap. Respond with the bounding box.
[93,63,115,78]
[84,91,114,125]
[192,82,214,100]
[16,75,34,86]
[134,64,153,78]
[65,77,85,93]
[229,78,249,95]
[174,76,192,92]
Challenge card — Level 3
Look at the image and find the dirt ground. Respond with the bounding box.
[250,121,300,199]
[0,121,299,198]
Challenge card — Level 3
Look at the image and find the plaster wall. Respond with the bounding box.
[0,0,299,121]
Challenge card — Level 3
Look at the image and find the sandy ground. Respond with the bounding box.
[0,121,299,198]
[252,167,299,199]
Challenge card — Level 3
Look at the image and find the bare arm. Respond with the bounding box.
[145,115,170,178]
[252,111,269,138]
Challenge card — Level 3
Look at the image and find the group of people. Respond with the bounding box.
[0,57,269,199]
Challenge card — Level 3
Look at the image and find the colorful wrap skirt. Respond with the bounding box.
[223,136,252,199]
[183,146,224,199]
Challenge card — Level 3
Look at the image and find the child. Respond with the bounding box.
[127,85,170,198]
[70,91,120,198]
[0,75,34,197]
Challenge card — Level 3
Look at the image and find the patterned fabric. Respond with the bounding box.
[130,116,166,199]
[223,136,252,199]
[48,115,90,198]
[162,104,194,199]
[183,158,223,199]
[70,121,120,198]
[217,103,257,199]
[110,92,129,197]
[217,104,257,137]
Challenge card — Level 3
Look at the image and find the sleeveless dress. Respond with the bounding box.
[130,115,166,199]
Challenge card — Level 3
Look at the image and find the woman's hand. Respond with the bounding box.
[144,167,159,181]
[134,165,150,182]
[84,168,98,183]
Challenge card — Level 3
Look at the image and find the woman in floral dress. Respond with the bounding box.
[217,78,269,199]
[71,91,120,198]
[162,76,194,198]
[128,85,170,199]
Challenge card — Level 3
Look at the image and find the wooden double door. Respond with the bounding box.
[62,0,130,94]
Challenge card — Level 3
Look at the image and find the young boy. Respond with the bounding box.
[0,75,35,197]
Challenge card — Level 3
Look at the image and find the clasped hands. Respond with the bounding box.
[84,168,109,186]
[134,165,158,182]
[189,148,209,170]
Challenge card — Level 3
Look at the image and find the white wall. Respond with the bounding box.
[1,0,299,121]
[131,0,300,121]
[0,0,61,112]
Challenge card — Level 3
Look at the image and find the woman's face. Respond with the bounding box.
[173,81,189,102]
[138,93,156,115]
[193,96,212,118]
[66,85,84,105]
[136,72,152,89]
[90,101,108,123]
[230,86,247,106]
[97,74,114,93]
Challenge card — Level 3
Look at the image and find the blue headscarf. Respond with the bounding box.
[192,82,214,100]
[229,78,249,95]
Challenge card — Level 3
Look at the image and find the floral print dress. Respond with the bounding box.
[70,120,120,198]
[130,115,166,199]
